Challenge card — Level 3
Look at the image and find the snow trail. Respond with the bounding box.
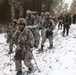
[0,24,76,75]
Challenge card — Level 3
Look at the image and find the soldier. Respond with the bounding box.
[68,12,72,25]
[51,16,57,25]
[62,12,71,36]
[35,14,40,25]
[72,14,76,24]
[39,12,45,26]
[26,10,40,48]
[7,19,18,54]
[39,12,45,36]
[12,18,35,75]
[57,13,63,30]
[26,10,36,25]
[39,12,55,52]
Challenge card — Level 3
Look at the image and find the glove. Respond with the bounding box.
[19,41,31,47]
[7,31,11,33]
[19,41,26,45]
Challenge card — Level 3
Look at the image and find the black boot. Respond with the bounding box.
[66,34,68,36]
[16,71,22,75]
[62,33,65,37]
[66,30,69,36]
[28,68,33,71]
[8,49,13,54]
[48,44,53,49]
[39,45,44,52]
[26,68,33,74]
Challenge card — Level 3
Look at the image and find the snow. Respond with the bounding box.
[0,24,76,75]
[64,0,73,4]
[64,0,73,10]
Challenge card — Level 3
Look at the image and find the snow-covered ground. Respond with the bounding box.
[0,24,76,75]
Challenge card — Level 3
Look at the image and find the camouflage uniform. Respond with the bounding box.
[7,19,17,54]
[39,13,45,26]
[35,14,40,25]
[39,12,55,52]
[13,27,34,72]
[72,14,76,24]
[12,18,35,75]
[63,12,71,36]
[26,10,40,48]
[39,12,45,37]
[26,15,36,25]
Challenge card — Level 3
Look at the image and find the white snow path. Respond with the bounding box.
[0,24,76,75]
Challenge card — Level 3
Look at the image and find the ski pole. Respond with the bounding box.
[10,54,12,71]
[32,51,41,73]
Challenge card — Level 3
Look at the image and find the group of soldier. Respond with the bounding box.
[57,12,76,37]
[6,10,76,75]
[72,13,76,24]
[57,12,72,36]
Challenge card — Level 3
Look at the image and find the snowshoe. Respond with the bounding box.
[39,48,43,53]
[26,67,37,75]
[48,44,53,49]
[39,45,44,53]
[16,71,22,75]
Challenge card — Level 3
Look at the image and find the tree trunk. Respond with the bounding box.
[19,0,24,17]
[11,2,15,20]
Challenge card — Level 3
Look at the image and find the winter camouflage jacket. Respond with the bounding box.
[12,27,35,48]
[26,15,36,25]
[42,18,55,31]
[6,24,17,43]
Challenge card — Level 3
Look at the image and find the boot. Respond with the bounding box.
[16,71,22,75]
[27,68,33,74]
[8,49,13,54]
[39,45,44,52]
[62,33,65,37]
[66,31,69,36]
[28,68,32,71]
[66,34,68,36]
[48,44,53,49]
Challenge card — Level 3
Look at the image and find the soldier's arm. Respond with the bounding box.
[32,15,36,25]
[69,17,72,25]
[28,29,35,47]
[12,30,20,45]
[51,19,55,30]
[41,20,46,28]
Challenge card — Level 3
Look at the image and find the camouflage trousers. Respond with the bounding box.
[63,24,70,36]
[9,40,13,51]
[15,48,33,71]
[41,29,53,45]
[32,29,40,47]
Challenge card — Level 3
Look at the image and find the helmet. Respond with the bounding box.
[12,19,17,24]
[26,10,31,14]
[45,12,50,16]
[18,18,26,25]
[41,12,44,15]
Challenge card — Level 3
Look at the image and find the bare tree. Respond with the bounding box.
[19,0,24,17]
